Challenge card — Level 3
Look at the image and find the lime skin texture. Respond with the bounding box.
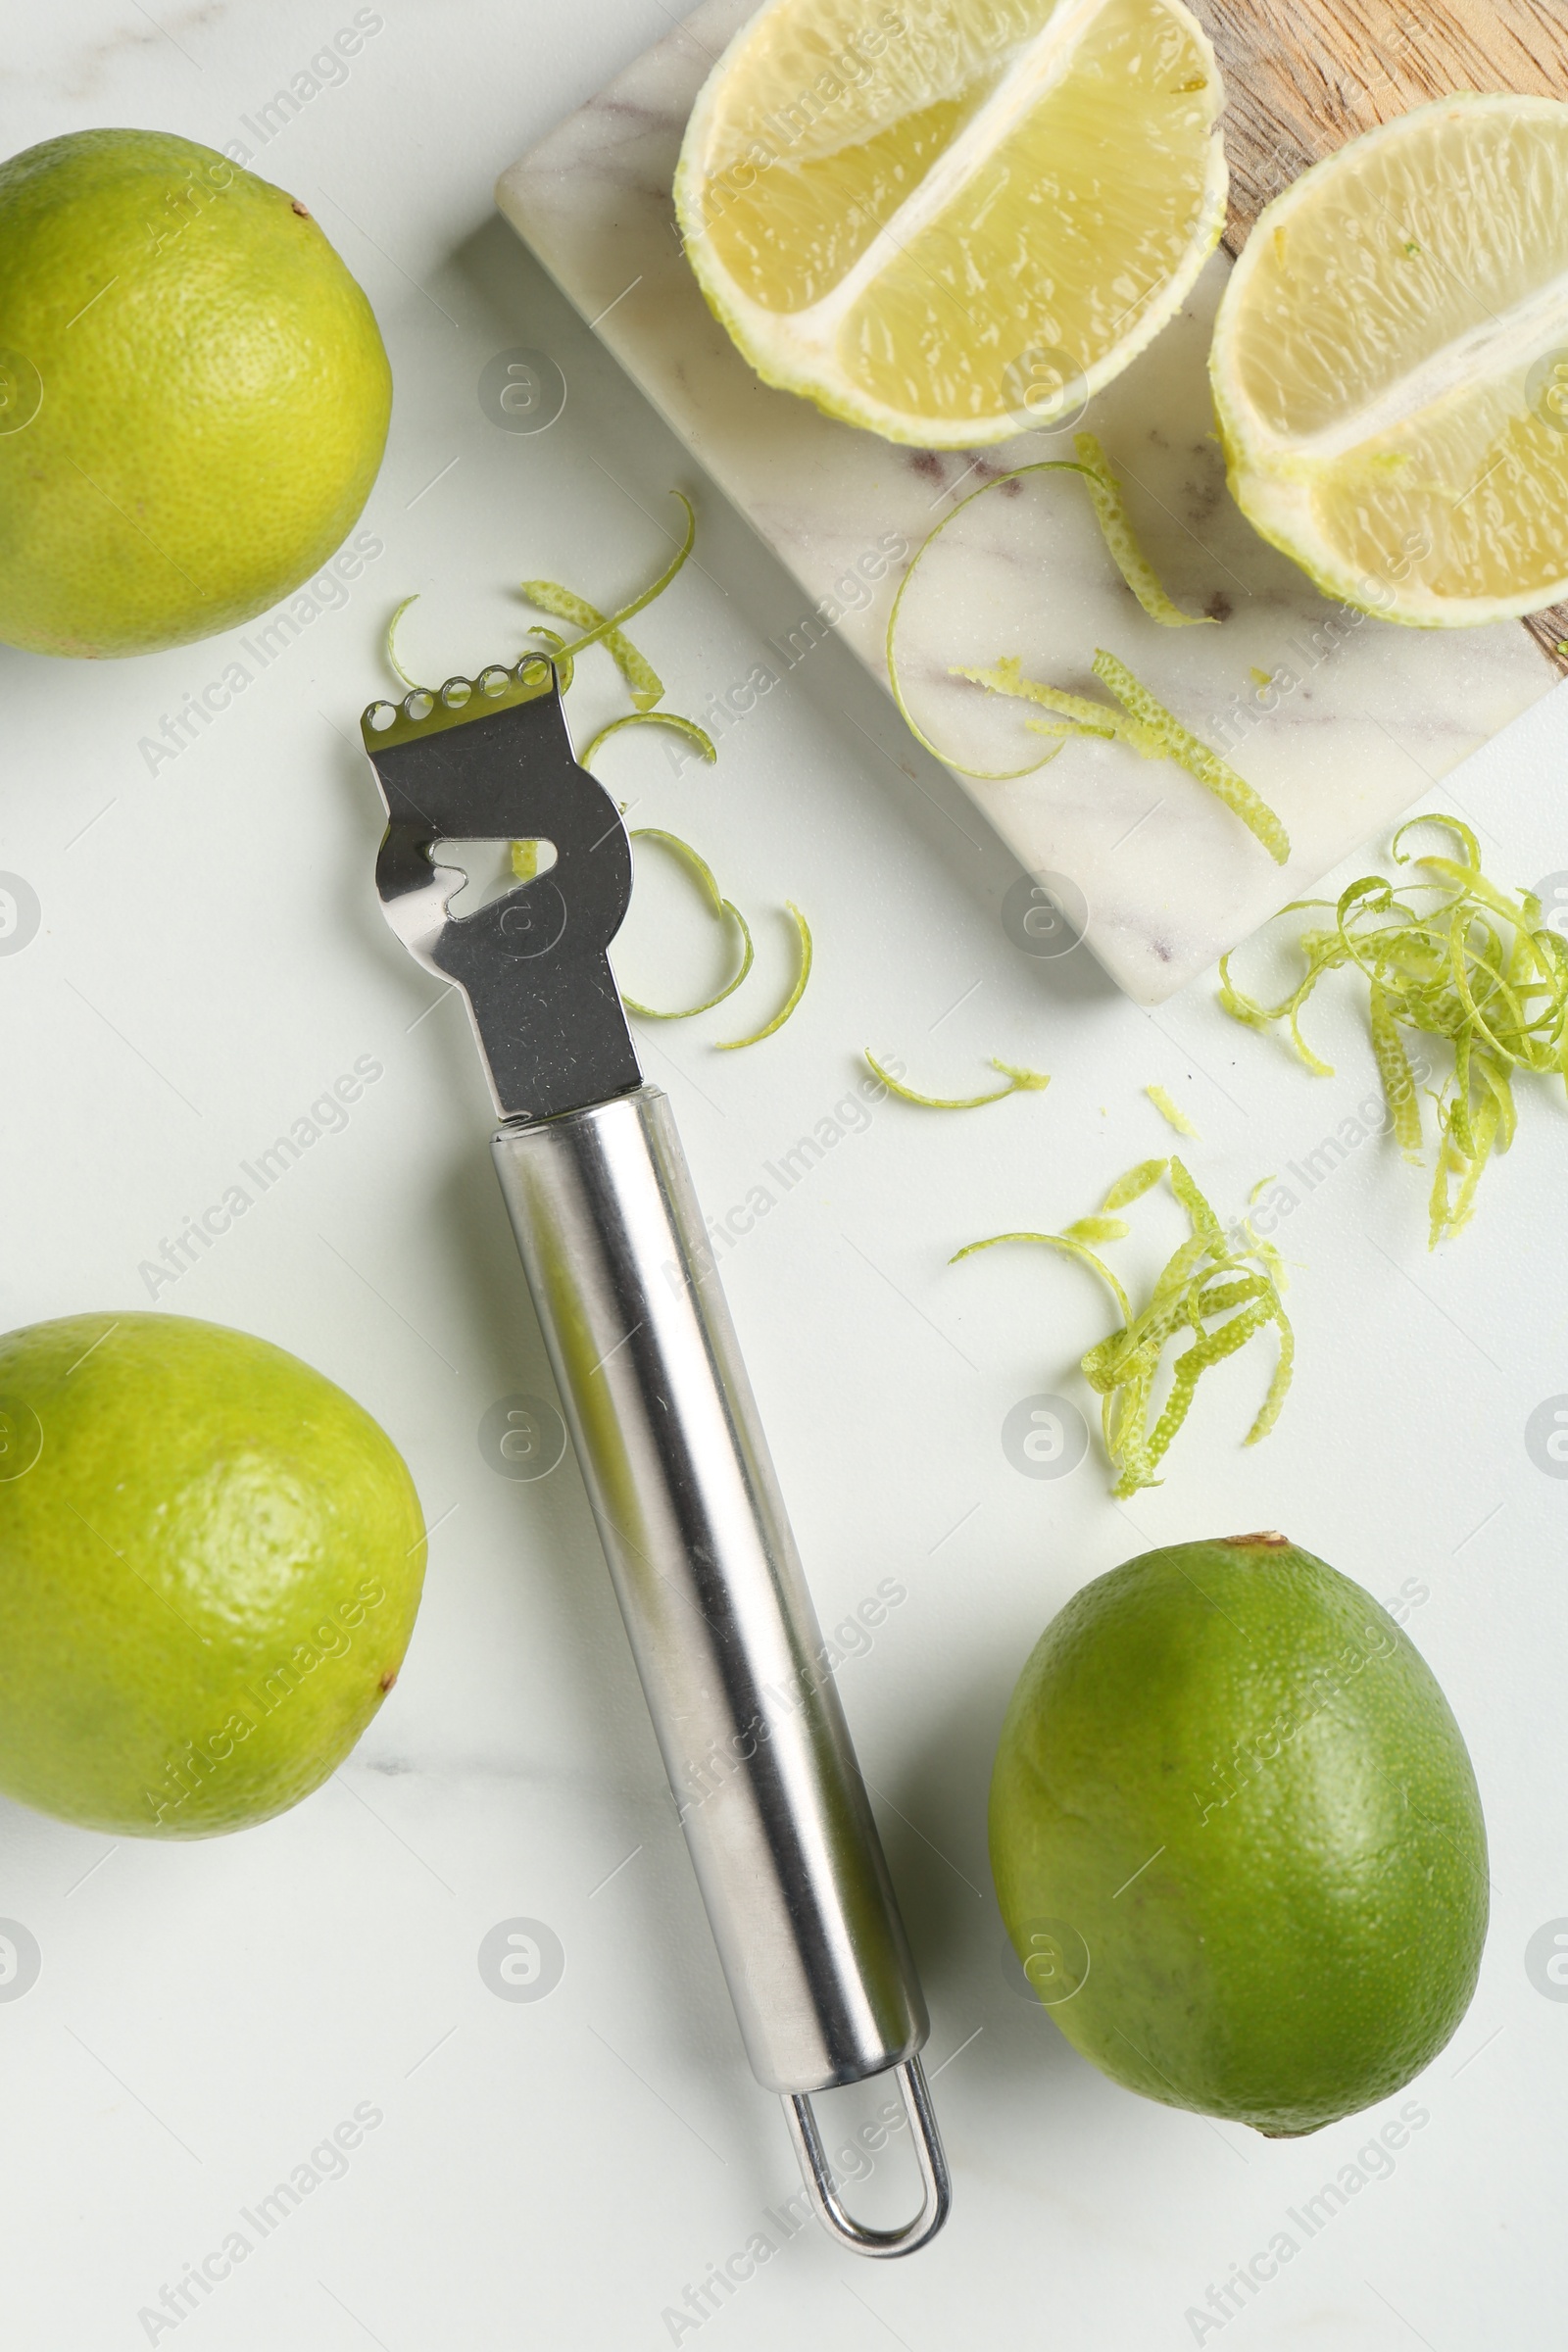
[0,126,391,657]
[991,1533,1489,2135]
[0,1314,425,1838]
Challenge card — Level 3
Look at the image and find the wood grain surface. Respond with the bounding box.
[1188,0,1568,666]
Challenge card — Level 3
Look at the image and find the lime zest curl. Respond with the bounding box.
[580,710,716,771]
[887,458,1088,781]
[888,448,1222,781]
[1092,653,1290,865]
[384,594,429,692]
[526,488,696,691]
[1072,435,1217,628]
[619,828,754,1021]
[954,1156,1293,1495]
[865,1051,1051,1109]
[1218,813,1568,1246]
[1147,1083,1200,1138]
[518,582,663,710]
[718,904,812,1050]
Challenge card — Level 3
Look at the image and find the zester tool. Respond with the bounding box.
[362,656,950,2255]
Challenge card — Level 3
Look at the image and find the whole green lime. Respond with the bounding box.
[0,1313,425,1837]
[991,1533,1488,2135]
[0,127,391,657]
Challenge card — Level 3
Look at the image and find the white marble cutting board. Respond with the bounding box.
[496,0,1561,1003]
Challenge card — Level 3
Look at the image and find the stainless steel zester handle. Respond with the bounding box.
[491,1086,949,2253]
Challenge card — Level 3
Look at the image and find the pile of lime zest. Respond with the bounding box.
[960,651,1290,864]
[953,1156,1293,1495]
[1147,1083,1200,1137]
[1218,812,1568,1246]
[1071,435,1217,628]
[863,1050,1051,1109]
[619,828,755,1021]
[579,710,717,771]
[718,904,812,1050]
[887,443,1223,781]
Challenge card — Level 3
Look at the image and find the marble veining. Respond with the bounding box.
[497,0,1559,1003]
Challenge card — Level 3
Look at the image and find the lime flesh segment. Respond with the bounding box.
[678,0,1226,446]
[1210,95,1568,622]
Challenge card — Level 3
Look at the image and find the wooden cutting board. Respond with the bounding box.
[1197,0,1568,667]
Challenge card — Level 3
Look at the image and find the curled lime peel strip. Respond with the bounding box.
[1147,1083,1200,1138]
[954,1157,1292,1495]
[1092,651,1291,865]
[718,903,812,1051]
[891,455,1222,777]
[887,461,1091,780]
[384,594,430,692]
[864,1050,1050,1109]
[1072,434,1217,628]
[522,624,575,698]
[619,826,754,1020]
[519,582,663,710]
[529,489,696,695]
[580,710,716,770]
[950,1230,1133,1328]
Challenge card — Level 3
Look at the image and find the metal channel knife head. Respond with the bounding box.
[361,659,643,1122]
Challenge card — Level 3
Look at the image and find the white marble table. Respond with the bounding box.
[498,0,1561,1002]
[1,6,1565,2348]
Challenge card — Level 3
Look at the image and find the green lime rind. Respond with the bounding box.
[887,461,1090,780]
[1219,812,1568,1243]
[1093,650,1291,865]
[718,902,812,1051]
[580,710,716,770]
[960,648,1289,865]
[1072,434,1217,627]
[990,1535,1489,2135]
[0,1313,424,1838]
[519,582,663,710]
[892,450,1221,779]
[522,489,696,706]
[867,1051,1051,1109]
[1101,1157,1167,1211]
[383,594,428,692]
[1146,1083,1200,1138]
[619,826,754,1021]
